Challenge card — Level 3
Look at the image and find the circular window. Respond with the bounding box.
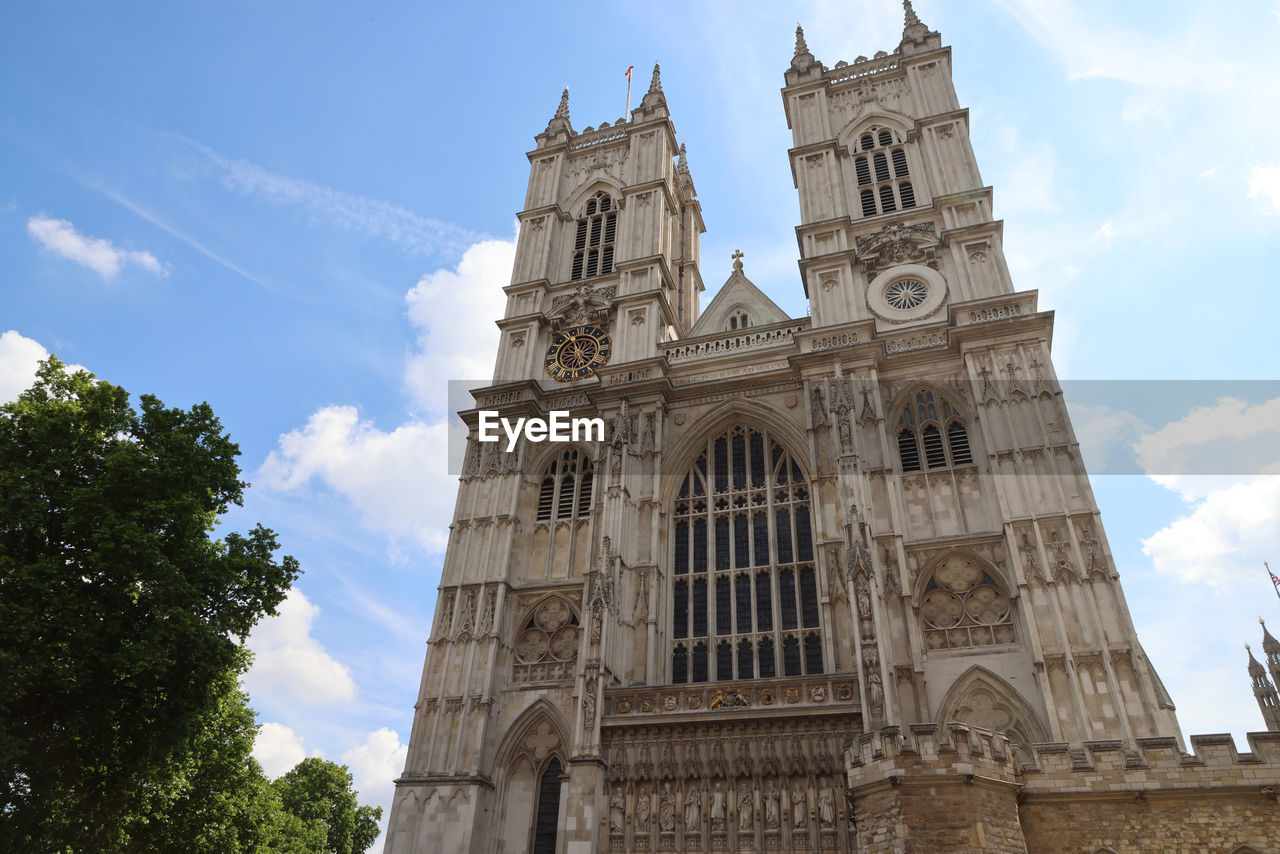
[885,279,928,309]
[866,263,948,323]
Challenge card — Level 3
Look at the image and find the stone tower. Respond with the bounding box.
[1249,620,1280,731]
[383,6,1195,854]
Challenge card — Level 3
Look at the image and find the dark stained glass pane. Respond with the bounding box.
[533,759,563,854]
[716,576,731,635]
[783,635,801,676]
[693,578,707,637]
[715,517,730,571]
[692,642,708,682]
[717,641,733,681]
[714,437,728,492]
[731,433,746,489]
[804,634,823,675]
[749,432,766,487]
[795,507,813,562]
[799,567,819,628]
[672,645,687,683]
[756,571,773,631]
[693,519,707,572]
[779,569,797,630]
[758,637,775,678]
[673,581,688,639]
[734,515,749,568]
[674,521,688,575]
[776,509,793,564]
[737,639,754,680]
[753,512,769,567]
[735,574,752,633]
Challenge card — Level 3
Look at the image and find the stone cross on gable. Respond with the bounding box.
[732,249,744,272]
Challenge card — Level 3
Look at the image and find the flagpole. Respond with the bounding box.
[625,65,634,120]
[1268,561,1280,604]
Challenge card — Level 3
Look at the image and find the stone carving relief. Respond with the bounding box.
[854,220,939,281]
[549,282,616,331]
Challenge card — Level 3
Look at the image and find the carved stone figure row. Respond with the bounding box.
[606,778,841,837]
[605,730,841,783]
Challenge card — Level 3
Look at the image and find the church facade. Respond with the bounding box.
[384,4,1280,852]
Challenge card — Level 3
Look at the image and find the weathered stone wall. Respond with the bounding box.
[1017,733,1280,854]
[844,725,1280,854]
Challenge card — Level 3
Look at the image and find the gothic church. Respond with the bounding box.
[385,4,1280,851]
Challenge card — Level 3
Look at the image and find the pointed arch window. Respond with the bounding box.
[896,390,974,473]
[571,191,617,281]
[852,126,917,218]
[532,758,563,854]
[535,449,594,522]
[671,425,823,683]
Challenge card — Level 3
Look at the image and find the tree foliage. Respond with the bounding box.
[274,758,382,854]
[0,359,301,851]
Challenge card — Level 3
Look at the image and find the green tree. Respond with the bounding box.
[274,758,383,854]
[0,358,300,852]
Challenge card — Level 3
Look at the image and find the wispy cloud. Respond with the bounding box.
[183,138,486,259]
[27,214,164,279]
[101,189,277,290]
[1249,164,1280,215]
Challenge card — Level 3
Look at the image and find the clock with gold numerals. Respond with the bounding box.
[544,325,612,382]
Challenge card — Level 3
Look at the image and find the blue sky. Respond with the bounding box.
[4,0,1280,845]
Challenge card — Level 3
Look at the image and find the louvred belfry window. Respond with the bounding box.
[896,390,974,473]
[536,449,594,521]
[570,191,617,281]
[852,126,917,218]
[671,425,823,683]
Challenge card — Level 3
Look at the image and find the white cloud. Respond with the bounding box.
[1090,220,1117,247]
[342,728,408,854]
[1248,164,1280,214]
[0,330,89,403]
[254,721,309,779]
[257,406,456,553]
[188,139,484,259]
[342,727,406,802]
[403,234,513,412]
[1141,476,1280,591]
[27,215,164,279]
[1,330,53,402]
[244,588,357,704]
[1135,395,1280,590]
[1064,401,1147,474]
[1134,397,1280,490]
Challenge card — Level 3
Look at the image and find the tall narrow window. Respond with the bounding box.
[535,450,594,522]
[671,425,823,681]
[852,126,918,217]
[570,192,618,281]
[896,390,976,473]
[533,759,563,854]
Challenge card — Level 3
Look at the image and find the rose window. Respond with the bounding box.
[920,555,1015,650]
[884,278,928,310]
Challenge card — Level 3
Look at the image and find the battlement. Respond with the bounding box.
[1017,731,1280,794]
[846,722,1021,789]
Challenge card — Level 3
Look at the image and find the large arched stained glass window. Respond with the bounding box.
[671,425,822,683]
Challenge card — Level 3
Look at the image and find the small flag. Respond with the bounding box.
[1268,561,1280,601]
[625,65,634,81]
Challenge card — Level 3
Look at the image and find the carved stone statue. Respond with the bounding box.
[818,788,836,828]
[609,792,625,834]
[660,783,675,832]
[765,783,780,830]
[791,787,807,830]
[637,790,651,833]
[684,786,701,831]
[710,783,726,832]
[867,671,885,717]
[737,793,752,829]
[857,584,871,620]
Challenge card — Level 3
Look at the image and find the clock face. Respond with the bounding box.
[544,325,612,382]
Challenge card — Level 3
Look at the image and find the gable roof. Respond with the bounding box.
[687,265,790,337]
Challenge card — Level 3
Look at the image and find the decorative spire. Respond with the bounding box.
[648,62,662,96]
[1248,643,1267,677]
[731,249,744,273]
[794,24,809,58]
[554,87,570,120]
[677,141,689,174]
[1263,618,1280,655]
[903,0,921,28]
